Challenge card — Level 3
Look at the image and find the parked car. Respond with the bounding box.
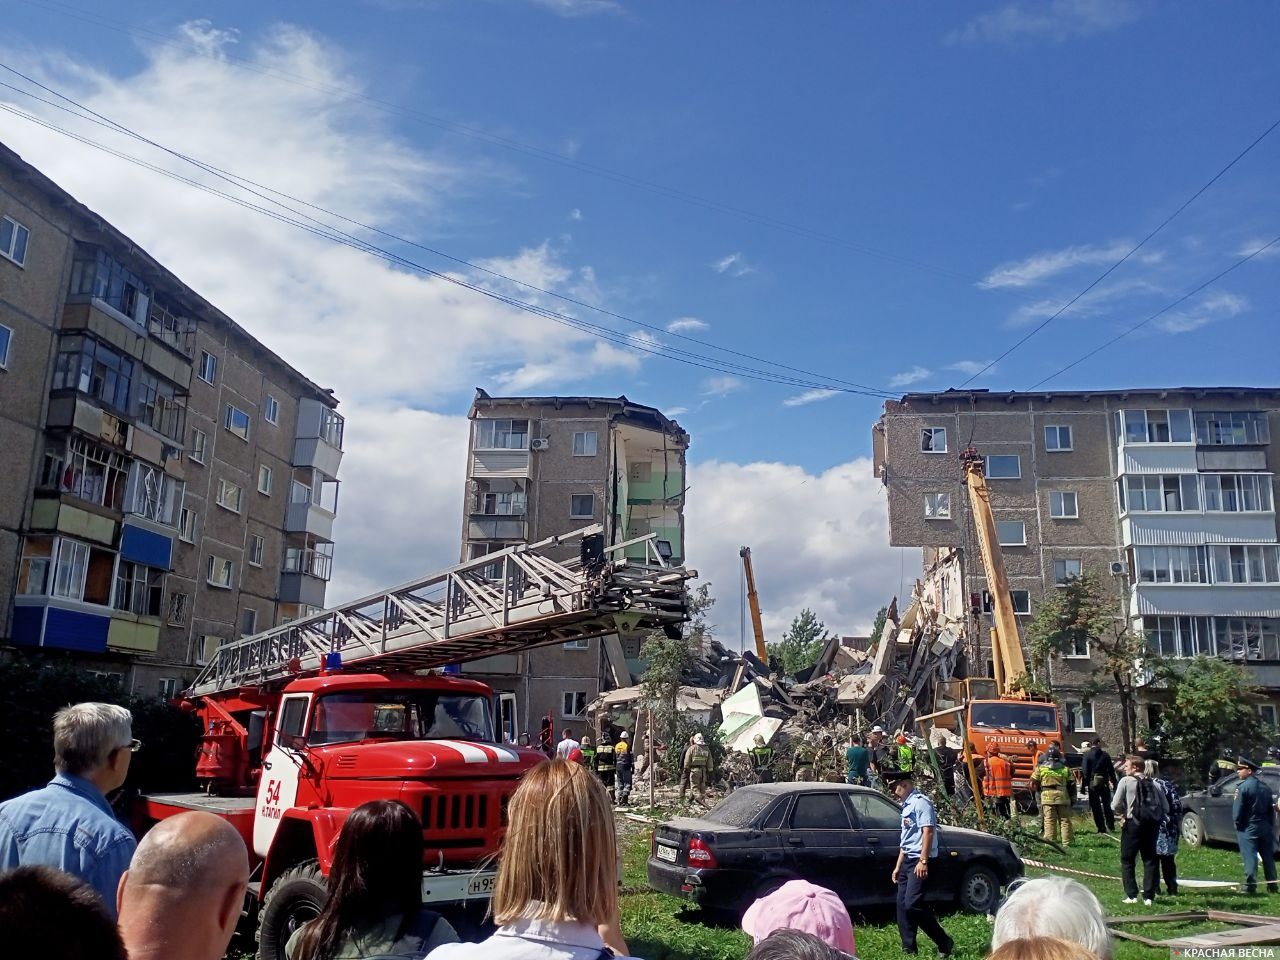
[647,783,1022,917]
[1180,766,1280,847]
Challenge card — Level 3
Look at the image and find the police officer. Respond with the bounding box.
[614,731,633,805]
[750,734,775,783]
[886,769,954,957]
[681,733,712,803]
[595,732,617,801]
[1234,756,1278,895]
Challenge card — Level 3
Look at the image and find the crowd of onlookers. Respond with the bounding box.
[0,701,1272,960]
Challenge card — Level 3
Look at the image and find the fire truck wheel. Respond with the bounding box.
[257,860,328,960]
[958,863,1000,914]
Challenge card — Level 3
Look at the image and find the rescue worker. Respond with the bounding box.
[578,734,596,770]
[750,734,775,783]
[1081,737,1118,834]
[614,731,633,805]
[894,734,915,774]
[982,742,1013,819]
[1263,747,1280,768]
[792,733,817,782]
[594,732,617,801]
[1032,742,1074,845]
[681,733,711,803]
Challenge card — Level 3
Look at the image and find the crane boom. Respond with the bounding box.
[190,526,691,698]
[960,451,1027,693]
[739,546,769,662]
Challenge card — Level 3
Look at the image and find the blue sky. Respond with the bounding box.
[3,0,1277,640]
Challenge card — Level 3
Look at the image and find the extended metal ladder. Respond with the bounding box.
[188,526,692,698]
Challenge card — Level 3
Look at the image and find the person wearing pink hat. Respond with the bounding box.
[741,879,857,956]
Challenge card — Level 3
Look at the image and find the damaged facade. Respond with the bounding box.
[873,387,1280,749]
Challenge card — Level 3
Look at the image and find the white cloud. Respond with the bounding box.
[1238,238,1280,259]
[889,366,932,388]
[666,316,709,333]
[783,388,841,408]
[946,360,996,377]
[979,241,1132,289]
[712,251,755,277]
[568,208,583,221]
[948,0,1140,45]
[665,406,689,417]
[0,24,657,603]
[527,0,623,16]
[1154,291,1248,335]
[700,375,744,397]
[686,458,900,642]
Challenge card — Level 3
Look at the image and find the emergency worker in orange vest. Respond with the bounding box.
[983,742,1013,819]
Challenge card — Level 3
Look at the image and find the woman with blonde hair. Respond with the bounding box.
[429,759,634,960]
[988,937,1098,960]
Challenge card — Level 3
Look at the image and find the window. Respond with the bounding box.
[284,541,333,580]
[113,561,164,617]
[40,436,129,510]
[17,537,54,595]
[0,216,30,266]
[198,350,217,384]
[1143,615,1216,659]
[52,335,134,412]
[996,520,1025,546]
[573,431,598,456]
[1260,705,1279,731]
[1066,701,1095,732]
[846,792,902,830]
[1137,546,1210,584]
[1054,559,1082,586]
[1196,411,1270,446]
[196,635,222,667]
[1215,618,1280,662]
[1124,474,1200,513]
[319,408,345,449]
[563,638,590,649]
[1011,590,1031,615]
[474,418,529,450]
[0,323,11,368]
[920,428,947,454]
[216,479,243,513]
[264,394,280,425]
[790,794,852,830]
[158,678,179,701]
[1064,628,1089,657]
[241,608,258,636]
[258,464,273,496]
[131,369,184,441]
[248,535,265,567]
[1044,425,1073,451]
[985,455,1021,479]
[123,462,184,525]
[924,493,951,520]
[1210,545,1280,584]
[481,488,526,515]
[562,691,588,719]
[67,244,150,324]
[570,494,594,519]
[1049,491,1078,518]
[207,554,234,588]
[1121,408,1193,444]
[1203,473,1273,513]
[178,507,197,543]
[224,404,250,441]
[190,427,208,464]
[167,592,189,626]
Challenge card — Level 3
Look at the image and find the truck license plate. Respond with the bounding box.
[467,874,497,896]
[656,844,677,863]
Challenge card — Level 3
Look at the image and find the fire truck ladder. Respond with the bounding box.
[189,526,692,698]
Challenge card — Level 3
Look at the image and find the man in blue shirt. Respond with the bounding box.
[888,769,953,956]
[0,702,138,917]
[1232,756,1278,895]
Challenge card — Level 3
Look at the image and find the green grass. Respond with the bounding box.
[617,811,1280,960]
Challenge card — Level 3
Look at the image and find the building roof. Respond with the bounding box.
[470,387,688,437]
[0,140,338,407]
[895,386,1280,405]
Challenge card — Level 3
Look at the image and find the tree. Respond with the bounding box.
[767,608,831,676]
[871,605,889,645]
[1024,573,1146,751]
[1153,656,1268,786]
[639,583,714,750]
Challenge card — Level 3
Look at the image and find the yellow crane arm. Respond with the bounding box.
[739,546,769,662]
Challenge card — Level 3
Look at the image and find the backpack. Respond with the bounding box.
[1133,776,1163,824]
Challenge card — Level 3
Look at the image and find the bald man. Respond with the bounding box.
[117,812,250,960]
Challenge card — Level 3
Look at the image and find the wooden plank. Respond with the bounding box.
[1167,921,1280,947]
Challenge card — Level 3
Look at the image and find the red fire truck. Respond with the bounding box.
[134,528,689,960]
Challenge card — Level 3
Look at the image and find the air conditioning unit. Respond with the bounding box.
[530,438,550,451]
[1109,561,1126,576]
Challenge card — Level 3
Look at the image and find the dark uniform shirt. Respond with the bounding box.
[1235,774,1276,832]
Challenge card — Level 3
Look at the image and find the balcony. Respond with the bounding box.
[468,516,528,540]
[294,399,344,475]
[286,477,338,540]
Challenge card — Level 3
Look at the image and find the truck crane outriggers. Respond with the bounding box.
[927,450,1063,803]
[134,527,692,960]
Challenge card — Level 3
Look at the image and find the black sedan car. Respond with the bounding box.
[1181,766,1280,847]
[647,783,1022,918]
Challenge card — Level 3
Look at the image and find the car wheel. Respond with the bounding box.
[958,864,1001,914]
[1180,811,1205,847]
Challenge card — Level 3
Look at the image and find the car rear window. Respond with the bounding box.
[703,788,775,827]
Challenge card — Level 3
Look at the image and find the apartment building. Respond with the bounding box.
[873,387,1280,746]
[0,142,343,697]
[458,389,689,740]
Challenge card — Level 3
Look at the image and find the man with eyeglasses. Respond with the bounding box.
[0,702,139,917]
[1233,756,1278,895]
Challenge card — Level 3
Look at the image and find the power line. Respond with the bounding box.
[958,116,1280,387]
[0,97,900,398]
[10,0,987,287]
[1027,236,1280,390]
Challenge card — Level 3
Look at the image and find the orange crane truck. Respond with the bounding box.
[134,527,691,960]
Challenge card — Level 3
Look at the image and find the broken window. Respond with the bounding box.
[924,493,950,519]
[562,691,588,718]
[113,561,164,617]
[920,428,947,454]
[1053,559,1082,585]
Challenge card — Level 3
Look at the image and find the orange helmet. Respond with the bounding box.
[896,735,907,745]
[986,742,1000,755]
